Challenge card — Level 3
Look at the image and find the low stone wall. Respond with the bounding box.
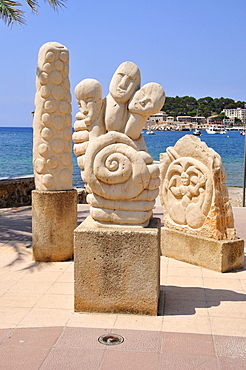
[0,176,35,208]
[0,175,88,208]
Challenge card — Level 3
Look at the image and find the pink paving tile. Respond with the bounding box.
[213,335,246,358]
[56,327,110,349]
[101,350,159,370]
[0,328,12,344]
[164,285,207,301]
[104,329,162,352]
[161,332,215,356]
[159,353,219,370]
[2,327,63,347]
[240,279,246,292]
[0,344,50,370]
[40,348,105,370]
[164,298,209,316]
[218,356,246,369]
[205,287,246,302]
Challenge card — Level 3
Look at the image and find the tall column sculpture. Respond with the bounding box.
[32,42,77,262]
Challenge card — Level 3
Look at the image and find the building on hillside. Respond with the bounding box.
[177,116,206,125]
[207,115,223,125]
[223,118,235,126]
[166,116,175,123]
[148,111,167,123]
[222,108,246,124]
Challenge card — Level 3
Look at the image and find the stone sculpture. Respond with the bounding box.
[160,135,236,240]
[32,42,77,263]
[73,62,165,227]
[159,135,244,272]
[33,41,73,190]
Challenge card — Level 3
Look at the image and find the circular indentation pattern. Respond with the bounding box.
[59,168,71,183]
[47,156,58,169]
[46,51,55,63]
[65,92,71,103]
[55,60,64,71]
[34,158,45,174]
[53,116,64,130]
[65,114,72,127]
[40,85,50,99]
[61,152,71,166]
[59,100,71,114]
[38,143,49,156]
[52,138,65,153]
[39,72,48,85]
[43,63,53,73]
[59,51,68,62]
[50,71,62,85]
[42,174,54,187]
[63,127,72,141]
[44,99,57,113]
[41,127,53,140]
[52,86,65,101]
[42,113,52,125]
[64,65,69,76]
[63,78,70,90]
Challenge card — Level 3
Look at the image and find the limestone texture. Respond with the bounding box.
[161,227,244,272]
[160,134,244,272]
[73,62,165,227]
[32,190,77,262]
[33,42,73,191]
[160,135,237,240]
[74,217,161,315]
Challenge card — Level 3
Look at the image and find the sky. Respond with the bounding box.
[0,0,245,127]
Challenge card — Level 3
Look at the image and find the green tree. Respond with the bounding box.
[0,0,67,26]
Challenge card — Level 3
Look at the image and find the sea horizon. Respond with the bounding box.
[0,126,245,188]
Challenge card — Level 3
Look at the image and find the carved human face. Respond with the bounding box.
[128,83,165,117]
[109,62,140,104]
[75,79,102,126]
[181,173,189,186]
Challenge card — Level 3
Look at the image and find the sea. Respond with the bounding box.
[0,127,245,188]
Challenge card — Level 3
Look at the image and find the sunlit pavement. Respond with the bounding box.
[0,203,245,369]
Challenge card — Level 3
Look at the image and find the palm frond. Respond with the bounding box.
[44,0,67,9]
[0,1,25,25]
[0,0,67,26]
[26,0,39,13]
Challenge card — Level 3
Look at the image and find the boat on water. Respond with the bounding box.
[240,130,245,136]
[146,127,155,135]
[193,129,201,136]
[206,126,227,135]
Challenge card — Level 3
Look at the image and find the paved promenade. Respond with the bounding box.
[0,202,245,369]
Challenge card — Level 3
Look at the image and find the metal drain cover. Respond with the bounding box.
[98,334,124,346]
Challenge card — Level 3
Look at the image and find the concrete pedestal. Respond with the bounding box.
[32,190,77,262]
[74,217,161,315]
[161,227,244,272]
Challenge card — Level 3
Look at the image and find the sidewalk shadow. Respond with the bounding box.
[158,285,246,316]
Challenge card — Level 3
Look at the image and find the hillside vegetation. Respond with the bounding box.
[162,96,246,118]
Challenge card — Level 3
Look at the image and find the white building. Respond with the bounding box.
[222,108,246,124]
[148,111,166,122]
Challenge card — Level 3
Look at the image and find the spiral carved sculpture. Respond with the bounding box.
[33,42,73,190]
[73,62,165,227]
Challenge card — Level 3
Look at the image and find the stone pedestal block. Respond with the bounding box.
[32,190,77,262]
[161,227,244,272]
[74,217,161,315]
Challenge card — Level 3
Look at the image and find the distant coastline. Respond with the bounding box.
[0,127,245,188]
